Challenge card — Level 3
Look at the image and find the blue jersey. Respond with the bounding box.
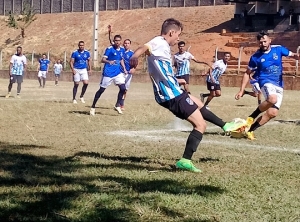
[39,59,50,71]
[71,50,90,69]
[103,46,125,77]
[248,45,290,88]
[122,50,134,73]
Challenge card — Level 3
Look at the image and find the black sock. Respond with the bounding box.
[258,100,261,105]
[115,84,126,107]
[249,107,262,119]
[204,100,210,106]
[17,83,21,94]
[80,84,88,98]
[183,129,203,160]
[249,121,261,132]
[243,90,250,95]
[200,106,225,128]
[8,83,13,92]
[91,87,105,108]
[203,93,210,98]
[42,78,46,87]
[73,84,79,100]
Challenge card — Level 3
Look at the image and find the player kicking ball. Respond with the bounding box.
[130,18,245,173]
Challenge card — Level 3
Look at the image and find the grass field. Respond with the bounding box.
[0,79,299,222]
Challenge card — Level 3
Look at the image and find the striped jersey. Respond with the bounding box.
[54,63,63,74]
[174,51,194,76]
[10,54,27,76]
[145,36,183,103]
[206,59,227,84]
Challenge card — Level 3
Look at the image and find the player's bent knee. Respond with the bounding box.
[266,109,278,119]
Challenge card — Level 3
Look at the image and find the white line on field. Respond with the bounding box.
[107,127,300,154]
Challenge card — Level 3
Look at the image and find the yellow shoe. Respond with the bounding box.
[246,117,254,127]
[246,131,256,140]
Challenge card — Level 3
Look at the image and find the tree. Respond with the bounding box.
[6,1,37,38]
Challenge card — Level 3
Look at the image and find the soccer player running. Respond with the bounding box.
[53,59,63,86]
[174,41,209,94]
[37,54,50,88]
[90,35,127,115]
[200,52,231,108]
[130,18,243,173]
[5,46,27,99]
[70,41,91,104]
[235,31,299,140]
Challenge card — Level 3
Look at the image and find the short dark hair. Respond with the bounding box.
[114,35,122,40]
[124,39,131,44]
[17,46,22,50]
[178,41,185,46]
[224,52,231,56]
[257,31,269,40]
[161,18,183,35]
[78,41,84,45]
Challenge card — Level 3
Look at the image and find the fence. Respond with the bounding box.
[0,0,229,15]
[1,46,299,75]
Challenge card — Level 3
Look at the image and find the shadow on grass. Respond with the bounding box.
[0,142,224,221]
[68,110,120,116]
[99,176,225,196]
[199,157,220,162]
[67,151,148,162]
[275,119,300,125]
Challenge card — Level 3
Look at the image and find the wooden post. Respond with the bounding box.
[169,0,171,7]
[71,0,73,12]
[3,0,5,16]
[142,0,144,9]
[155,0,158,7]
[61,0,64,12]
[198,0,200,6]
[82,0,85,12]
[183,0,185,7]
[117,0,119,10]
[105,0,107,10]
[129,0,132,9]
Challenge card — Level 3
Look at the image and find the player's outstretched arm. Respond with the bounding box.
[235,68,251,100]
[130,45,149,68]
[288,52,299,60]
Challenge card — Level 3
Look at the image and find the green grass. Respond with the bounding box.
[0,79,300,222]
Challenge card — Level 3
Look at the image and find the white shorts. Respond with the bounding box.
[73,68,89,82]
[125,73,132,90]
[261,83,283,109]
[38,71,47,78]
[251,82,261,94]
[100,73,126,88]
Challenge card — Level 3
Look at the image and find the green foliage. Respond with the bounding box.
[5,1,37,38]
[6,10,18,29]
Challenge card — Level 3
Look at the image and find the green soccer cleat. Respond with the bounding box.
[175,158,202,173]
[222,121,246,133]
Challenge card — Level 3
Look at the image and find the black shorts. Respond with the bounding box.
[207,81,221,91]
[176,74,190,84]
[159,92,198,120]
[10,75,23,84]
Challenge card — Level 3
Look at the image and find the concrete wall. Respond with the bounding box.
[0,70,300,90]
[0,0,228,15]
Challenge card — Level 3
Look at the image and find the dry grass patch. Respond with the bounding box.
[0,79,299,221]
